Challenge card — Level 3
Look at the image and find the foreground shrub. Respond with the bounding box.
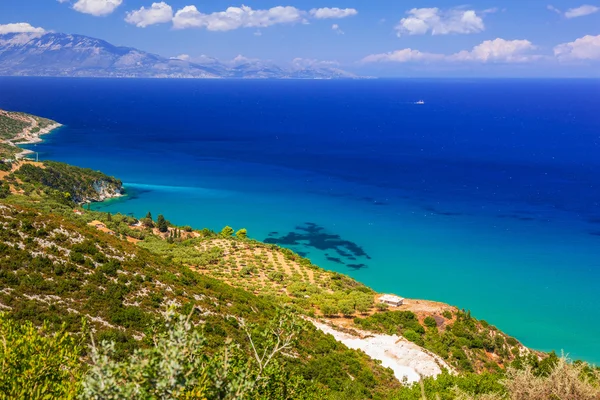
[0,314,82,399]
[80,308,321,400]
[453,356,600,400]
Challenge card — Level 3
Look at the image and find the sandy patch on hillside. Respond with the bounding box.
[310,319,453,384]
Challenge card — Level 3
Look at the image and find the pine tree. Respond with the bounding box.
[157,215,168,233]
[236,228,248,239]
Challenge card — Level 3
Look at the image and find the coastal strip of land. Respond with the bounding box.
[0,108,62,160]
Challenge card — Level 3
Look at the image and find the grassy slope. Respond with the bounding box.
[0,195,401,399]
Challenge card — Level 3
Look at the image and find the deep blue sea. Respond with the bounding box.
[2,77,599,363]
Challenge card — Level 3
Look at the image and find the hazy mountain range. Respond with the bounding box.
[0,32,357,79]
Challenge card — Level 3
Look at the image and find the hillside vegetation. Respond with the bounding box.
[0,191,401,398]
[1,142,599,399]
[11,160,123,203]
[0,109,57,159]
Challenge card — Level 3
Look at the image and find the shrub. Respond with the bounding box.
[338,299,355,316]
[221,226,234,237]
[236,228,248,239]
[0,314,82,399]
[403,329,424,346]
[424,316,437,328]
[442,310,452,319]
[268,271,285,283]
[81,309,319,400]
[320,301,339,317]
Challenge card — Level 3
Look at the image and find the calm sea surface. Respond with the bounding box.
[2,77,599,362]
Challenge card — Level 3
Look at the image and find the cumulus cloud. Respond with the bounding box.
[395,7,485,36]
[564,5,599,18]
[125,2,173,27]
[362,39,538,64]
[73,0,123,16]
[554,34,600,60]
[332,24,344,34]
[172,5,306,31]
[0,22,46,34]
[309,8,357,19]
[450,38,537,62]
[547,4,599,18]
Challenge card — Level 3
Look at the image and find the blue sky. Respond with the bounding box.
[1,0,600,76]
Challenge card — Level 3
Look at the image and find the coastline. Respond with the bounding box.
[13,122,63,159]
[0,108,62,160]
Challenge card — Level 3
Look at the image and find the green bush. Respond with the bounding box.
[403,329,424,346]
[0,314,82,399]
[424,316,437,328]
[81,309,321,400]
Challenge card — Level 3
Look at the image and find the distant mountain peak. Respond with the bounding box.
[0,31,357,79]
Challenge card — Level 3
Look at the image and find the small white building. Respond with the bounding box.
[379,294,404,307]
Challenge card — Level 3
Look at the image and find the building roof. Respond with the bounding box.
[380,294,404,303]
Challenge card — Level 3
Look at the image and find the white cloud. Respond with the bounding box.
[395,7,485,36]
[547,4,562,14]
[73,0,122,16]
[332,24,344,34]
[362,38,538,64]
[564,5,599,18]
[0,22,46,34]
[361,48,443,63]
[450,38,537,62]
[554,34,600,60]
[171,54,190,61]
[57,0,70,3]
[547,4,599,18]
[173,5,306,31]
[309,8,357,19]
[125,2,174,27]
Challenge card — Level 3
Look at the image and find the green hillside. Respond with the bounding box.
[0,136,599,399]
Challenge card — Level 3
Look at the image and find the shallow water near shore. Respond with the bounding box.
[2,77,600,363]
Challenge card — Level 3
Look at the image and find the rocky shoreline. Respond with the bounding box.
[14,122,63,158]
[0,108,63,159]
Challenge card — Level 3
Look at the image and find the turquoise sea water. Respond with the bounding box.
[2,77,599,363]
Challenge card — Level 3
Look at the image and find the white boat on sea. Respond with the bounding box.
[415,100,425,105]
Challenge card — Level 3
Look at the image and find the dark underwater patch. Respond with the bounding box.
[361,196,390,206]
[347,263,367,270]
[497,214,536,221]
[587,217,600,225]
[263,222,371,268]
[422,205,463,216]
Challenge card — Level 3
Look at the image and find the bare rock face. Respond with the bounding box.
[90,180,124,202]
